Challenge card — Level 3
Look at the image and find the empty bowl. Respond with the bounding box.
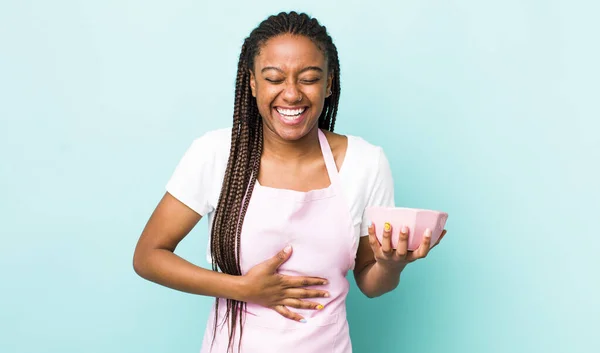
[365,207,448,250]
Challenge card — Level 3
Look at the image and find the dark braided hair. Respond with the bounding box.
[209,11,341,352]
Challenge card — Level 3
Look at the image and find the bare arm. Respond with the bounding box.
[353,235,404,298]
[353,223,446,298]
[132,192,246,301]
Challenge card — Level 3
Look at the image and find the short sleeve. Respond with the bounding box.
[360,147,395,236]
[165,133,216,216]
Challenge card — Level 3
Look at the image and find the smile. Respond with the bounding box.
[276,107,307,118]
[274,106,308,126]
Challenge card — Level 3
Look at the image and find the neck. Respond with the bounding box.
[262,124,322,163]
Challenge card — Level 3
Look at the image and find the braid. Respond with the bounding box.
[209,11,341,352]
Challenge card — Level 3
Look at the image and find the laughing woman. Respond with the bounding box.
[133,11,445,353]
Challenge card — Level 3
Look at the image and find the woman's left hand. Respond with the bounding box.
[367,223,447,270]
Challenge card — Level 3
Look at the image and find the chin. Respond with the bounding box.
[271,124,311,141]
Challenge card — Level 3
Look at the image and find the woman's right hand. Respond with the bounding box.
[239,245,330,322]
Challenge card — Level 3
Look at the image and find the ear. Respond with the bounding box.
[326,71,334,97]
[249,70,256,97]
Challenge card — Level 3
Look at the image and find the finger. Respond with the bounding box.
[282,276,328,288]
[381,222,394,255]
[431,229,447,249]
[280,299,325,311]
[368,222,382,255]
[407,228,432,261]
[273,305,306,323]
[395,225,409,259]
[286,288,330,299]
[265,245,292,270]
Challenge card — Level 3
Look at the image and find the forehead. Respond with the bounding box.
[254,34,326,71]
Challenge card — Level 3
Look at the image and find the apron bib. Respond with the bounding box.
[200,129,356,353]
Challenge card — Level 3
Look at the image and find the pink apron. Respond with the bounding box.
[200,129,356,353]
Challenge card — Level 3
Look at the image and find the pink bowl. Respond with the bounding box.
[365,207,448,251]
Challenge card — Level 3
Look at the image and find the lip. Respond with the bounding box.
[273,106,309,126]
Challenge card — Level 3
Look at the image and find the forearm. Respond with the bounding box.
[133,249,246,301]
[355,261,406,298]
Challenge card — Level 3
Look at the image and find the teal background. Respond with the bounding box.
[1,1,598,352]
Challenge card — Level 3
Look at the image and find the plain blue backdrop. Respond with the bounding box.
[1,1,599,352]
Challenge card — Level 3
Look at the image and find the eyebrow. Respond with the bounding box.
[261,66,324,74]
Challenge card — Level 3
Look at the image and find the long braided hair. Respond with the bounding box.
[209,11,341,351]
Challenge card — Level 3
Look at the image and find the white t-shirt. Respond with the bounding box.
[166,127,395,263]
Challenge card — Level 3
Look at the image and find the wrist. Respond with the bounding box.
[230,274,250,302]
[374,261,406,277]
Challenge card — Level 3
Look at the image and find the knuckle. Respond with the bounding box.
[301,279,309,286]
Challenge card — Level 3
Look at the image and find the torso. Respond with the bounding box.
[164,126,394,266]
[201,128,355,353]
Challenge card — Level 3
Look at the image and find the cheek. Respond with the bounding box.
[306,87,327,104]
[307,81,327,95]
[256,86,278,105]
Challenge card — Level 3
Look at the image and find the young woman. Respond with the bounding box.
[133,11,446,353]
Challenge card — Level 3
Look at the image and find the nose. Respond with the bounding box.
[281,82,302,103]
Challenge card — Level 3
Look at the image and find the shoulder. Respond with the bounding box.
[340,132,394,198]
[190,127,232,151]
[183,127,232,163]
[171,127,232,179]
[336,132,395,231]
[324,130,385,165]
[345,133,389,171]
[165,127,232,214]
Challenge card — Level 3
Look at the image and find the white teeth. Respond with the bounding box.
[276,107,305,117]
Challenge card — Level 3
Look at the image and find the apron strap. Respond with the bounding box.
[317,129,342,190]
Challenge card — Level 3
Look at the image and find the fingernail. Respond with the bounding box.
[424,228,432,238]
[384,223,391,232]
[316,305,324,310]
[402,225,408,233]
[300,319,307,323]
[322,280,328,285]
[284,245,292,253]
[324,292,330,298]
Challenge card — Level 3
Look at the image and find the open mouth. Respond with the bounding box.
[274,107,308,125]
[276,107,307,119]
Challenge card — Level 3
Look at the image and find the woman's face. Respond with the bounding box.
[250,34,333,142]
